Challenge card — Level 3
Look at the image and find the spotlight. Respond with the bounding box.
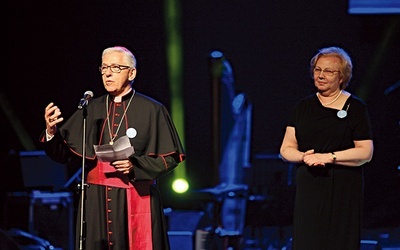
[172,178,189,194]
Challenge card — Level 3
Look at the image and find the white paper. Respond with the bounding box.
[94,135,135,162]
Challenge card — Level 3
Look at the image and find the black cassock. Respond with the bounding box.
[41,90,185,250]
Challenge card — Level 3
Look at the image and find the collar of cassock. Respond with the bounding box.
[110,88,134,103]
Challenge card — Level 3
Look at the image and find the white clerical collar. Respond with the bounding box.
[114,88,132,103]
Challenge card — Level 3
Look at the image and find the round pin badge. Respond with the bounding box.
[126,128,137,138]
[337,110,347,119]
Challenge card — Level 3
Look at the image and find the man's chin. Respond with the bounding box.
[105,87,117,95]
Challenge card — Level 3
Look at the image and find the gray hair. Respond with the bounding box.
[102,46,137,68]
[310,46,353,89]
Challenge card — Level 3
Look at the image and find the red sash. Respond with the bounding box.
[87,161,153,250]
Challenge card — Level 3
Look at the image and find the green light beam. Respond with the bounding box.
[164,0,187,180]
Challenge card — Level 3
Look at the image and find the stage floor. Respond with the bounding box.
[242,226,400,250]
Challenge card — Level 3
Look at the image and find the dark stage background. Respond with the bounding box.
[4,0,400,232]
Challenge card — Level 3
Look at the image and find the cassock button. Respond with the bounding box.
[108,220,112,224]
[108,231,113,235]
[107,198,112,202]
[108,209,112,213]
[108,187,112,191]
[109,242,113,246]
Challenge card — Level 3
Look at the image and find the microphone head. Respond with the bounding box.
[78,90,94,109]
[84,90,94,98]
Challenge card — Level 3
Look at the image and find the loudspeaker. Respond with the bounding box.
[166,210,205,250]
[29,191,74,250]
[168,231,194,250]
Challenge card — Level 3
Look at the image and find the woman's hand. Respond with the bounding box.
[303,152,331,167]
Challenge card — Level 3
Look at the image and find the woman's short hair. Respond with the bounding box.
[310,46,353,89]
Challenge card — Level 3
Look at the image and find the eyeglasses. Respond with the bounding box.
[99,64,132,74]
[313,67,340,76]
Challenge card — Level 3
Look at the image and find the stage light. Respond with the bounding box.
[172,178,189,194]
[164,0,188,192]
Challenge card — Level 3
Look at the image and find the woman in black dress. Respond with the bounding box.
[280,46,374,250]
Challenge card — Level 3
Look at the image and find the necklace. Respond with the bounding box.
[106,90,135,145]
[317,90,342,106]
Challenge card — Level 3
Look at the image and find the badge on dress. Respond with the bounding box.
[337,103,350,119]
[337,110,347,118]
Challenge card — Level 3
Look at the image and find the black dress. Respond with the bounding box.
[41,90,185,250]
[287,94,373,250]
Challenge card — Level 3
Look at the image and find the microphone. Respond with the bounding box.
[78,90,94,109]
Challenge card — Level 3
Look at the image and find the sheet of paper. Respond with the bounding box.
[93,135,135,162]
